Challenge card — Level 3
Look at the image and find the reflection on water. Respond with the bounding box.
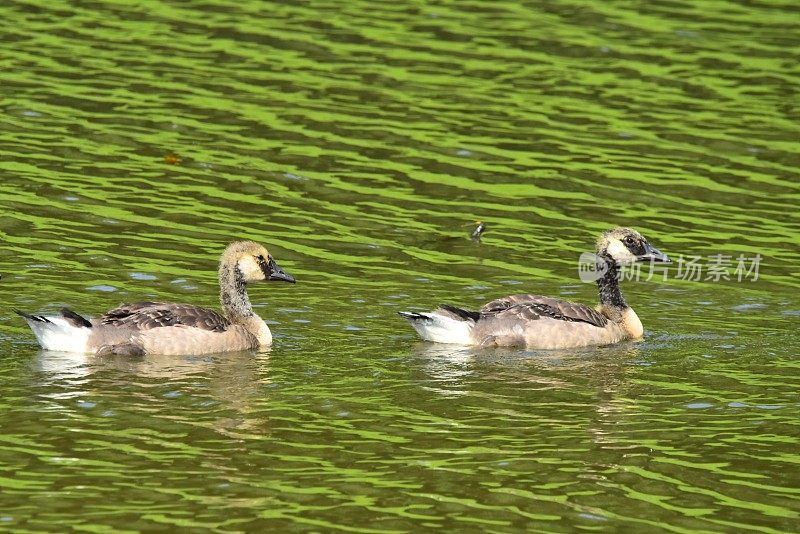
[0,0,799,531]
[413,342,645,393]
[31,349,271,435]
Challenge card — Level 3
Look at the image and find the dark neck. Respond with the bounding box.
[219,264,254,321]
[596,257,627,309]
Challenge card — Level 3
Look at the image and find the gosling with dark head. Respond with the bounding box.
[399,227,669,349]
[17,241,296,356]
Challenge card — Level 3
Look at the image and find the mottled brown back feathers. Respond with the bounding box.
[101,302,231,332]
[479,294,609,328]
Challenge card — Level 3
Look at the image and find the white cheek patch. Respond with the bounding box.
[606,239,637,265]
[237,256,264,280]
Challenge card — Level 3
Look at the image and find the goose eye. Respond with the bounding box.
[623,236,635,246]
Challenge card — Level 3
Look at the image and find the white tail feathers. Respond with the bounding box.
[399,311,474,344]
[22,315,91,352]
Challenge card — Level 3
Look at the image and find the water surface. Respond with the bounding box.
[1,0,798,532]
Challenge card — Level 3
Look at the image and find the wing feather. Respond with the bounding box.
[100,302,231,332]
[479,294,608,327]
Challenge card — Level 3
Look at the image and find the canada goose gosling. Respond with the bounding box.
[17,240,296,356]
[399,227,670,349]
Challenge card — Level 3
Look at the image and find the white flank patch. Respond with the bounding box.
[408,312,473,344]
[25,316,91,353]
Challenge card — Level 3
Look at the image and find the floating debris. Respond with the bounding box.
[164,151,182,165]
[470,221,487,241]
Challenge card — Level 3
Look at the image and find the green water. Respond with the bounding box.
[1,0,799,532]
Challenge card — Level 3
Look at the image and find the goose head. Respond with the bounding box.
[597,227,670,266]
[222,241,296,284]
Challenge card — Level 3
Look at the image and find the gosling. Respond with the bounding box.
[17,241,296,356]
[399,227,669,349]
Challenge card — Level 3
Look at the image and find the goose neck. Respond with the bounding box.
[219,262,253,322]
[596,256,628,310]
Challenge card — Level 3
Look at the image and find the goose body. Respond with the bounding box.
[399,227,669,349]
[17,241,295,356]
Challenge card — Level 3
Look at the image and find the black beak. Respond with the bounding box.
[266,257,296,283]
[637,242,671,263]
